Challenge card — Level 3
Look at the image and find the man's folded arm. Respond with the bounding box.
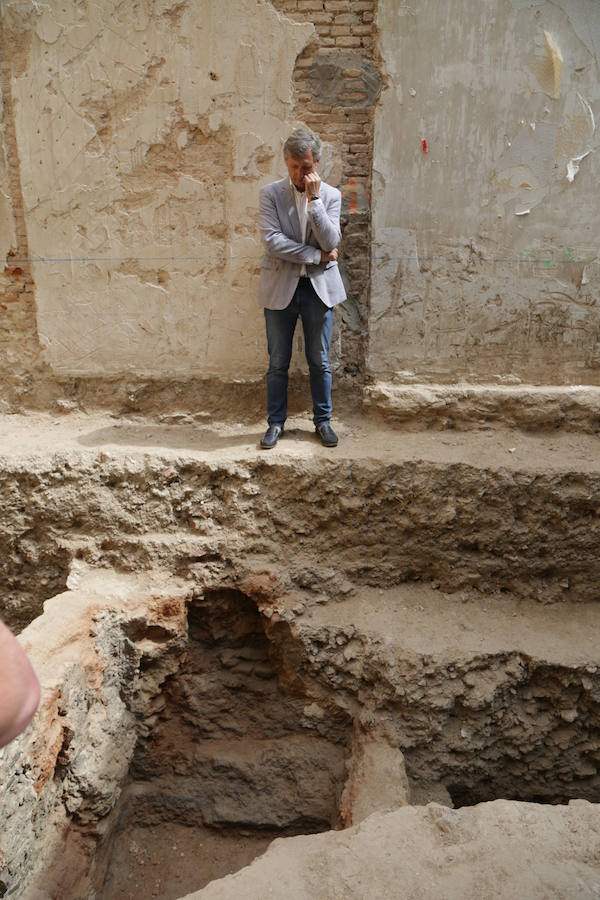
[259,188,322,264]
[307,190,342,251]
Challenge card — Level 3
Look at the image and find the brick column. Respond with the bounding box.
[271,0,381,380]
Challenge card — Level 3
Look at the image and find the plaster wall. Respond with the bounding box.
[370,0,600,384]
[0,131,16,261]
[2,0,313,378]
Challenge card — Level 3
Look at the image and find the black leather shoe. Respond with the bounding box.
[260,424,283,449]
[315,422,338,447]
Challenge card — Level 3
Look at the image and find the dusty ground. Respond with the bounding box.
[292,581,600,663]
[1,409,599,473]
[98,824,273,900]
[182,799,600,900]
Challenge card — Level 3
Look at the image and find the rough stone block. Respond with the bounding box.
[339,727,410,826]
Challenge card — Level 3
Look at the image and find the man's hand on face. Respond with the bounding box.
[304,169,321,198]
[320,247,338,263]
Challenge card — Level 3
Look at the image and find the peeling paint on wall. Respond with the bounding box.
[542,30,563,98]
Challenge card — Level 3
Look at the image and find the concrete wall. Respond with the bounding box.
[370,0,600,384]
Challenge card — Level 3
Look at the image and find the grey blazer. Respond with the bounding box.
[258,177,347,310]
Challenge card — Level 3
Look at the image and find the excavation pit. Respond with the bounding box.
[94,588,351,899]
[1,412,600,897]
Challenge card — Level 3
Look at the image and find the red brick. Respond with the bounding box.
[303,113,330,125]
[334,35,361,46]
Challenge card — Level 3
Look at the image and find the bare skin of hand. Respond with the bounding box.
[304,169,321,198]
[320,248,338,263]
[0,620,40,747]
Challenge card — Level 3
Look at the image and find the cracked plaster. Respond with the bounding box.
[3,0,313,376]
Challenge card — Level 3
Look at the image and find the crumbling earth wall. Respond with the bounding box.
[0,416,600,896]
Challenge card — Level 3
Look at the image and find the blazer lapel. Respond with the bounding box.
[284,180,302,242]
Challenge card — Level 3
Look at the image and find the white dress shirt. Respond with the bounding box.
[289,176,322,276]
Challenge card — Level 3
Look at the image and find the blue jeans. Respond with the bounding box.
[264,278,333,427]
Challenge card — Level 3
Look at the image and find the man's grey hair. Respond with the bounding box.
[283,128,322,161]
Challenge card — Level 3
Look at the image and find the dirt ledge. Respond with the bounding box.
[183,799,600,900]
[365,382,600,432]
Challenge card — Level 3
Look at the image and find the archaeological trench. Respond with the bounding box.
[2,0,600,898]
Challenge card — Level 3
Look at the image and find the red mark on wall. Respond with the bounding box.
[422,139,427,153]
[340,176,371,213]
[341,177,360,213]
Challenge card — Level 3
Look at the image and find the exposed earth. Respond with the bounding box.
[0,400,599,898]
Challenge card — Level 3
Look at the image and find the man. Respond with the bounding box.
[258,128,346,449]
[0,619,40,748]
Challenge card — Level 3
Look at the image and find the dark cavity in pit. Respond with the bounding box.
[0,532,70,632]
[97,589,351,898]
